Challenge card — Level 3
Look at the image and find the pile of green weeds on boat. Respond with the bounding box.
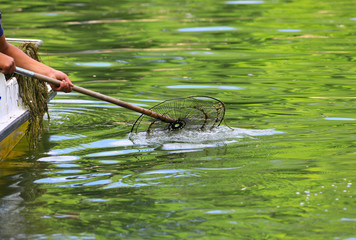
[8,43,50,148]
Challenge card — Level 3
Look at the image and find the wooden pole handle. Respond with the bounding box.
[15,67,176,123]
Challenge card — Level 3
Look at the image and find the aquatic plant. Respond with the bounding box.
[13,43,49,148]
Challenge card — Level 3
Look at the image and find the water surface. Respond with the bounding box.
[1,0,355,239]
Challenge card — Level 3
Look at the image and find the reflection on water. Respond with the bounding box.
[277,29,301,32]
[178,26,237,32]
[167,85,242,90]
[324,117,355,121]
[37,155,80,162]
[226,1,265,4]
[74,62,112,67]
[1,0,356,239]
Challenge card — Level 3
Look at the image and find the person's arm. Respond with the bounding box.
[0,34,73,92]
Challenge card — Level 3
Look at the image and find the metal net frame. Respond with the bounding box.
[131,96,225,134]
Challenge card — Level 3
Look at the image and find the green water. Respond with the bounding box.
[1,0,356,239]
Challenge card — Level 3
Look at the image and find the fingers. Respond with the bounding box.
[50,80,72,93]
[64,75,74,87]
[48,71,73,93]
[60,79,73,93]
[60,78,73,93]
[0,55,16,74]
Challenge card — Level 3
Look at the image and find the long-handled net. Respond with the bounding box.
[131,96,225,134]
[14,67,226,134]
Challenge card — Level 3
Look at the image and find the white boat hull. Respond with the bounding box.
[0,73,29,159]
[0,73,56,160]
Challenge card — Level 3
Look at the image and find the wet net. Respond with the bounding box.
[131,96,225,134]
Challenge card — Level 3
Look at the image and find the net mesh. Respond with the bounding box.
[131,96,225,133]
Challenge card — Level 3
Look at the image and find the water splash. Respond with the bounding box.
[129,125,280,146]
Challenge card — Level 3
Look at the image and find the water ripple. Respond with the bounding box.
[74,62,112,67]
[178,26,237,32]
[325,117,355,121]
[225,1,264,4]
[34,173,111,185]
[82,139,134,149]
[86,149,141,157]
[104,169,199,189]
[195,167,242,171]
[167,85,242,90]
[37,156,80,163]
[278,29,301,32]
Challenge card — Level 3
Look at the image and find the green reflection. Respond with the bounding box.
[1,0,356,239]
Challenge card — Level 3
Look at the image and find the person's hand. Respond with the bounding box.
[48,70,74,93]
[0,53,15,74]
